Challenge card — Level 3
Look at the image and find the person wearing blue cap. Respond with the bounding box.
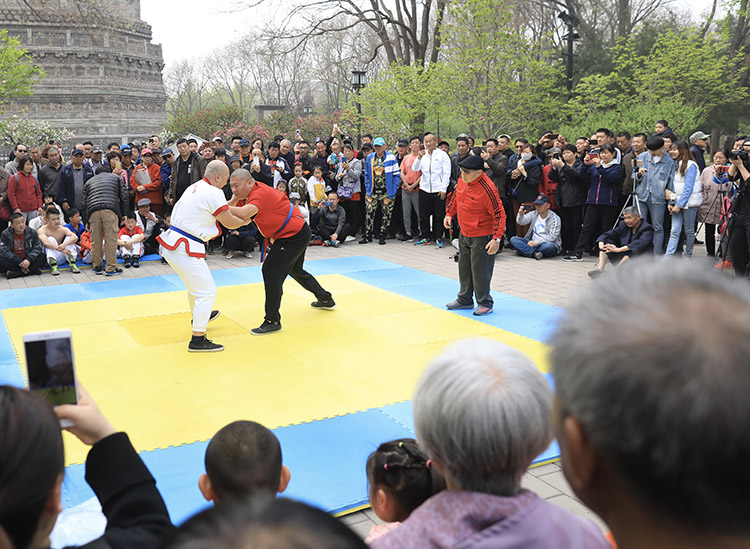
[362,137,401,245]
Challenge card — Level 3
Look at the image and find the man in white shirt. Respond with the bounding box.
[412,132,451,247]
[157,160,253,353]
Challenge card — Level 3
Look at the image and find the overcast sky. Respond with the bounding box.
[142,0,719,69]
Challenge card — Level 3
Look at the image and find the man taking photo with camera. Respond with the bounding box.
[728,141,750,277]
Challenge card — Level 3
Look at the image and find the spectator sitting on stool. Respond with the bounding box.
[588,206,653,278]
[509,195,561,260]
[0,212,45,279]
[312,191,351,247]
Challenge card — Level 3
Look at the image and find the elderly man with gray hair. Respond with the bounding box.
[371,339,609,549]
[588,206,653,278]
[551,259,750,549]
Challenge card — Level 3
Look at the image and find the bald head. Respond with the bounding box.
[229,168,255,200]
[203,160,230,188]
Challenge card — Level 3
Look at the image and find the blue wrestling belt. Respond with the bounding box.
[169,225,204,244]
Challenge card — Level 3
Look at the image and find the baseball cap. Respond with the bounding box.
[212,136,223,142]
[534,195,550,205]
[373,137,386,146]
[458,155,484,170]
[239,139,251,146]
[396,138,409,147]
[162,148,173,156]
[690,131,710,141]
[71,148,84,156]
[92,146,103,153]
[141,148,153,155]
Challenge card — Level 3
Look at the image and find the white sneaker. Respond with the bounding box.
[345,235,356,242]
[452,239,459,250]
[226,251,235,259]
[243,251,252,258]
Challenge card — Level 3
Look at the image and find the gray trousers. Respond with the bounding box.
[457,234,495,308]
[402,188,420,237]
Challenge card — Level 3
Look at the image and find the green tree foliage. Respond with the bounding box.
[564,28,746,137]
[0,116,73,145]
[437,0,565,139]
[0,30,43,108]
[358,64,441,136]
[166,105,249,140]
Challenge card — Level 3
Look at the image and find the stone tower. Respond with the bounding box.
[0,0,167,144]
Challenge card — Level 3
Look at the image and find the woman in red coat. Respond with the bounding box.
[8,157,43,222]
[130,148,164,215]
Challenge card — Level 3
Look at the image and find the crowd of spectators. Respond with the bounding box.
[2,259,748,548]
[2,120,749,280]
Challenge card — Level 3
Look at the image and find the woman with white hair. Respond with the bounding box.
[371,339,609,548]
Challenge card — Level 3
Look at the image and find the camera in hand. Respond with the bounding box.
[729,149,749,162]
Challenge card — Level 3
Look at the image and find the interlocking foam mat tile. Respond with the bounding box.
[0,256,560,528]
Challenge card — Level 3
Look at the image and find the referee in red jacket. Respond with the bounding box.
[443,155,506,316]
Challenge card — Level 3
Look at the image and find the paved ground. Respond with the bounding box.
[1,236,612,537]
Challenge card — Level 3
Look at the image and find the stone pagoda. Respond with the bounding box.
[0,0,167,144]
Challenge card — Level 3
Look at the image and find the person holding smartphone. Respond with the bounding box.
[0,384,172,549]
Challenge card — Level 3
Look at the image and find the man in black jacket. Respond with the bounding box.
[38,146,63,201]
[82,165,130,276]
[588,207,653,278]
[170,138,207,204]
[0,213,45,278]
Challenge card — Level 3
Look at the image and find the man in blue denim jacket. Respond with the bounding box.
[635,136,675,253]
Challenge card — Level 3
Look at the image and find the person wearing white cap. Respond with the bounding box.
[689,131,710,173]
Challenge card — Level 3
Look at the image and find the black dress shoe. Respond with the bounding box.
[188,335,224,352]
[251,320,281,335]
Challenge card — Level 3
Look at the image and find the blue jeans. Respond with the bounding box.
[639,199,666,253]
[510,236,558,258]
[665,206,698,257]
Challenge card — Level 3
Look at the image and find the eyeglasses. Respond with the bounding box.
[17,149,27,153]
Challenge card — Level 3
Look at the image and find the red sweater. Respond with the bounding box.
[8,172,42,212]
[130,163,163,205]
[446,173,506,239]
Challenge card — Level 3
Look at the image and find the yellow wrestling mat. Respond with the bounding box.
[4,273,550,466]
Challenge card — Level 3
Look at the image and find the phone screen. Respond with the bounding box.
[25,334,77,407]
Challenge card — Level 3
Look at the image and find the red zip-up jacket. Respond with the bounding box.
[446,172,506,239]
[8,172,42,212]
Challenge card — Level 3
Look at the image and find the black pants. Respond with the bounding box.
[500,196,515,239]
[419,190,446,241]
[559,205,584,253]
[144,233,161,256]
[575,205,619,255]
[389,190,404,236]
[456,234,495,308]
[0,254,45,276]
[225,233,255,253]
[729,217,750,277]
[705,223,718,257]
[340,199,361,236]
[318,223,351,242]
[262,223,332,323]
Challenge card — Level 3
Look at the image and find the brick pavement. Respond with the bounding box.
[0,237,608,536]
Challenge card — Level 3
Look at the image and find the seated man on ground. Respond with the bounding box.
[135,198,166,257]
[117,212,145,268]
[224,219,257,259]
[509,195,561,259]
[312,191,351,247]
[588,206,653,278]
[38,206,80,274]
[0,212,45,278]
[198,420,290,503]
[551,259,750,549]
[372,338,609,548]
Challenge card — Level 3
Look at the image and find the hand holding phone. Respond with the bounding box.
[55,384,117,445]
[24,329,78,427]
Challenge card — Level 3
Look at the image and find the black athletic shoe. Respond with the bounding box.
[105,267,123,276]
[251,320,281,335]
[93,265,104,275]
[359,235,372,244]
[188,335,224,352]
[378,236,386,245]
[123,254,132,268]
[311,298,336,310]
[132,255,140,268]
[209,310,220,322]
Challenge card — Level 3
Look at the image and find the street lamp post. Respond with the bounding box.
[558,11,580,100]
[351,70,367,148]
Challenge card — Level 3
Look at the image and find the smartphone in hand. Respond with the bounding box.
[24,329,78,427]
